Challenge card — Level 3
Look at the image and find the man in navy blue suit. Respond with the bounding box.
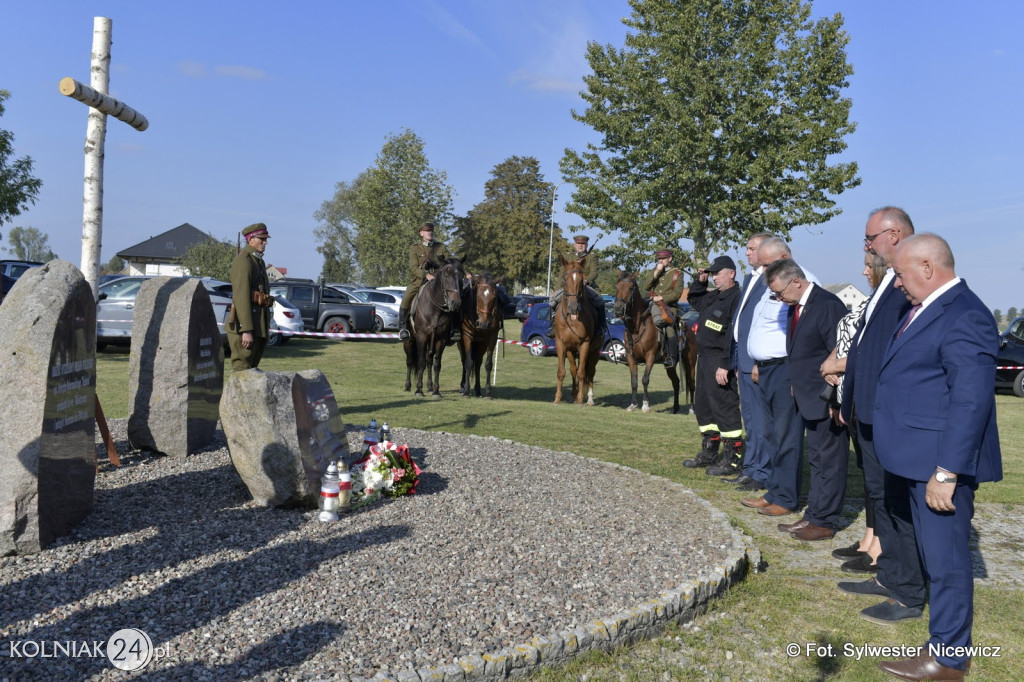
[836,207,924,625]
[764,259,850,541]
[874,234,1001,681]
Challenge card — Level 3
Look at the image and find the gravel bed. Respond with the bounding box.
[0,422,744,680]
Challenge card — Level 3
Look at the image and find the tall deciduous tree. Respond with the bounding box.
[5,226,56,261]
[100,254,126,275]
[313,175,363,283]
[560,0,860,271]
[0,91,43,238]
[317,130,454,286]
[181,235,236,281]
[455,156,568,291]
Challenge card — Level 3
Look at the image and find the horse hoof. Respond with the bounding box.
[432,393,442,400]
[626,404,637,412]
[414,391,424,397]
[642,403,650,413]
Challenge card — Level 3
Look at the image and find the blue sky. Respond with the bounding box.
[3,0,1023,313]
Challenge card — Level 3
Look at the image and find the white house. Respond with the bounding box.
[824,283,868,311]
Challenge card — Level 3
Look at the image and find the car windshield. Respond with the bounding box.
[100,278,144,300]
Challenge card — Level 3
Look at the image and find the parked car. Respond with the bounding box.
[998,316,1024,397]
[0,259,43,299]
[520,302,627,362]
[354,288,403,331]
[199,278,305,346]
[515,295,546,321]
[96,276,232,349]
[268,279,375,333]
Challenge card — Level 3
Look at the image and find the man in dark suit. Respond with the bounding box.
[874,233,1001,681]
[836,207,925,626]
[764,259,850,541]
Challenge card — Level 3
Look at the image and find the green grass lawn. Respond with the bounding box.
[94,321,1024,680]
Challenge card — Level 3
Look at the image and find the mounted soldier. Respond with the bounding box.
[399,222,462,342]
[549,235,606,339]
[643,248,686,367]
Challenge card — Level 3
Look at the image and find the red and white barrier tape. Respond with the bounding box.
[997,366,1024,370]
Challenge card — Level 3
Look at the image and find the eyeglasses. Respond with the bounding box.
[863,228,894,245]
[769,279,796,301]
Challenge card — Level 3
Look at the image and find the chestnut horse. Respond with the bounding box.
[613,271,682,413]
[552,254,600,405]
[458,273,502,397]
[403,257,467,399]
[680,318,697,412]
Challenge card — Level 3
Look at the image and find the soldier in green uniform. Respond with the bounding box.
[644,248,687,367]
[227,222,274,371]
[399,222,460,341]
[549,235,605,337]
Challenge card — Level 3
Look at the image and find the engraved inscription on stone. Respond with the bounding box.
[0,260,96,555]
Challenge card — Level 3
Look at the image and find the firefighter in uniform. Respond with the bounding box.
[399,222,460,342]
[684,255,743,473]
[227,222,274,371]
[549,235,606,338]
[643,248,686,367]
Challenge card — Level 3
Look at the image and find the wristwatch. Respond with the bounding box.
[934,470,957,483]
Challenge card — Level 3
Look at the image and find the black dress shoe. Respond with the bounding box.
[860,598,923,625]
[729,474,753,486]
[739,478,767,491]
[831,542,865,560]
[841,553,878,574]
[837,577,891,598]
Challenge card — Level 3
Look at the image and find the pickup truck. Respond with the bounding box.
[268,279,375,334]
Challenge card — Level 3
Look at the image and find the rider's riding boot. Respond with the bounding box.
[449,313,462,343]
[683,431,720,468]
[663,335,678,367]
[706,438,744,476]
[398,308,410,340]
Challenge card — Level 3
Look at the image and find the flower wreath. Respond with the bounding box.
[349,441,421,506]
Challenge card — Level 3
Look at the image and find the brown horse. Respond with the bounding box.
[403,257,467,399]
[613,271,683,413]
[680,317,697,413]
[552,254,600,405]
[458,273,502,397]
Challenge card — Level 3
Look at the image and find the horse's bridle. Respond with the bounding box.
[427,264,462,312]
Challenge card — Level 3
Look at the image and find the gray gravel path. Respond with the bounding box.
[0,422,744,680]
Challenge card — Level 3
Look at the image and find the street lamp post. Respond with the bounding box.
[545,182,566,297]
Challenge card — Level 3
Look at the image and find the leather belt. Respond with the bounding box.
[755,357,786,367]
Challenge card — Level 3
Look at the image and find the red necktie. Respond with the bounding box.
[789,303,801,338]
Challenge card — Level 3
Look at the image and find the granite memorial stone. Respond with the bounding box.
[0,260,96,555]
[220,369,348,508]
[127,277,224,456]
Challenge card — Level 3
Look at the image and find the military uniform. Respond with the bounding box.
[643,250,686,366]
[399,223,460,340]
[227,223,273,371]
[550,236,605,336]
[685,255,743,470]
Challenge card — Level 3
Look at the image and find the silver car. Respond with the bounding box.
[97,276,232,348]
[199,278,304,345]
[350,288,400,332]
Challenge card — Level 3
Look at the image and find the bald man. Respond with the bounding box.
[873,233,1001,681]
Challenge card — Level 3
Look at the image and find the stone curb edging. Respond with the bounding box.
[346,431,760,682]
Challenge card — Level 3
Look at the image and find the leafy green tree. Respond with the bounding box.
[5,226,56,261]
[318,130,454,286]
[993,309,1003,327]
[180,235,236,281]
[560,0,860,271]
[456,156,569,291]
[0,91,42,237]
[313,175,363,283]
[1008,307,1019,322]
[100,254,126,275]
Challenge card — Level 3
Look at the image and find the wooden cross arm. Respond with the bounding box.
[58,76,149,132]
